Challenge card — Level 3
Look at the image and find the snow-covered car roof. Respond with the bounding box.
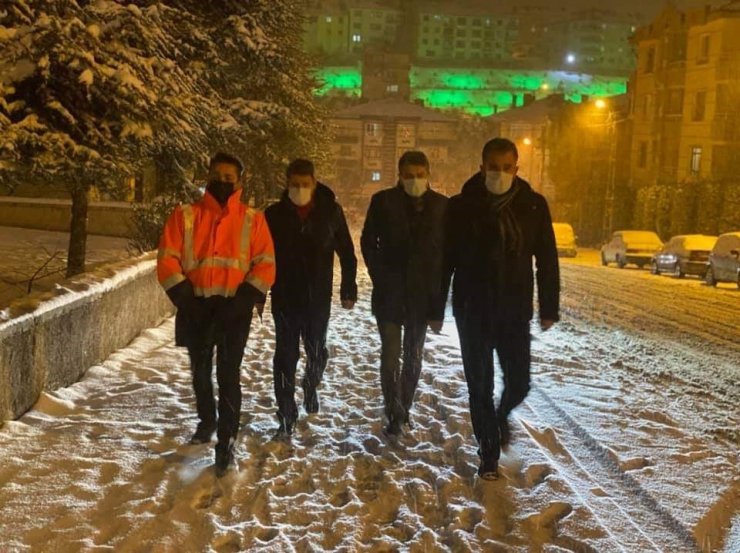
[668,235,718,251]
[615,230,662,244]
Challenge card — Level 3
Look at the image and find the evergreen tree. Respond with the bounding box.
[1,0,330,271]
[0,0,217,275]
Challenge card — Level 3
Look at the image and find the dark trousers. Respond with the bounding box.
[377,318,428,425]
[273,309,330,425]
[186,297,252,450]
[455,310,531,462]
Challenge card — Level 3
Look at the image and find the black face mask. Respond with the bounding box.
[206,180,235,206]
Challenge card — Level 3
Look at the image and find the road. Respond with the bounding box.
[0,249,737,552]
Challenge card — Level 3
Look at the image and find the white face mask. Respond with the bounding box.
[485,171,514,195]
[288,186,313,207]
[401,178,428,198]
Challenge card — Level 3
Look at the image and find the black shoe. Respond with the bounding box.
[384,417,403,437]
[478,458,499,481]
[304,388,319,414]
[274,421,294,440]
[189,422,216,444]
[498,414,511,448]
[274,412,294,440]
[403,413,414,430]
[214,446,234,478]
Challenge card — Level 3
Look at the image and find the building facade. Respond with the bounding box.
[630,3,740,237]
[303,1,638,77]
[328,98,458,201]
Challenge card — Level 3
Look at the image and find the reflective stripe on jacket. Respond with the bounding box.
[157,189,276,298]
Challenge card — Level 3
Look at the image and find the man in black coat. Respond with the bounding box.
[361,151,448,436]
[264,159,357,437]
[444,138,560,480]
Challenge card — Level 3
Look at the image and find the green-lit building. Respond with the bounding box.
[316,64,628,117]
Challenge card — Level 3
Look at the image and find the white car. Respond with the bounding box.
[552,222,577,257]
[705,231,740,288]
[601,230,663,269]
[650,234,717,278]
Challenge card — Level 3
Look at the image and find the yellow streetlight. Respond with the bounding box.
[595,98,607,109]
[523,137,532,145]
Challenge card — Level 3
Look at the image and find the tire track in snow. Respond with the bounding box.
[519,386,699,552]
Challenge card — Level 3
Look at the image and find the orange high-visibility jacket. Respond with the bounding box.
[157,190,276,299]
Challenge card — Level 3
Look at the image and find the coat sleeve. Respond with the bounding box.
[360,194,381,284]
[157,206,193,307]
[334,203,358,302]
[244,211,276,304]
[534,196,560,322]
[428,198,449,322]
[440,197,459,314]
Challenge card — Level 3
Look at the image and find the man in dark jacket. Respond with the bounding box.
[444,138,560,480]
[361,151,448,436]
[264,159,357,437]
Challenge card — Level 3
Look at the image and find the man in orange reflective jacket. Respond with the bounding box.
[157,152,275,477]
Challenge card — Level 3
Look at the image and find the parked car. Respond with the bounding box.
[601,230,663,269]
[552,222,577,257]
[705,231,740,288]
[650,234,718,278]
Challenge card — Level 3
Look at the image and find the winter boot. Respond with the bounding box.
[190,421,217,444]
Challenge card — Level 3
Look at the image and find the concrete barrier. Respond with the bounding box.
[0,253,174,423]
[0,197,135,238]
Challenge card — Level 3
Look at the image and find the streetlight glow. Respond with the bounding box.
[595,99,607,109]
[566,53,576,64]
[523,137,533,145]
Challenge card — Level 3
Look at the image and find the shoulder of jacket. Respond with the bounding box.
[429,190,449,203]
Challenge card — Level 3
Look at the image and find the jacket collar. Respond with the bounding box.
[202,187,243,213]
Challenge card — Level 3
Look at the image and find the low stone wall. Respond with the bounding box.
[0,254,174,423]
[0,197,134,238]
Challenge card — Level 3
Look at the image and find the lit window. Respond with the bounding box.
[386,84,399,93]
[326,16,332,23]
[690,146,702,175]
[352,34,362,43]
[371,171,382,182]
[365,122,382,136]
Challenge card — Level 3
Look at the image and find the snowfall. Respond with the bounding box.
[0,247,738,552]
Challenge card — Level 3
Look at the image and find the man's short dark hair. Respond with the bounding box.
[209,152,244,175]
[398,150,430,172]
[286,158,315,178]
[482,138,519,161]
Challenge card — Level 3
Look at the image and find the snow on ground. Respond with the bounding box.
[0,250,737,552]
[0,225,132,310]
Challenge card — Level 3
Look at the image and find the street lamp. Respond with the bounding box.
[595,98,607,109]
[523,137,533,145]
[566,53,576,64]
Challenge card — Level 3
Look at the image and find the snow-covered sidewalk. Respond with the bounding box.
[0,267,737,552]
[0,226,131,310]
